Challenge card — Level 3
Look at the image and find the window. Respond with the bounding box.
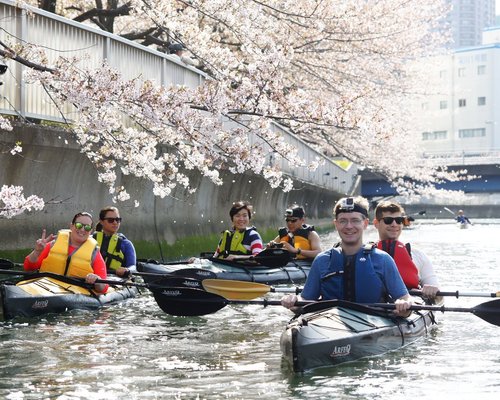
[458,68,466,77]
[475,54,487,62]
[478,97,486,106]
[439,100,448,110]
[458,128,486,138]
[421,102,429,110]
[458,98,466,107]
[439,70,447,79]
[477,65,486,75]
[422,131,447,141]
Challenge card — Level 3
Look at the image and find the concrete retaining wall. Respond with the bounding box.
[0,123,343,252]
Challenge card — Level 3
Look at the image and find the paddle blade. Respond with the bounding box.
[202,279,270,300]
[148,276,203,290]
[171,268,217,280]
[253,248,292,267]
[472,299,500,326]
[0,259,16,269]
[152,287,227,316]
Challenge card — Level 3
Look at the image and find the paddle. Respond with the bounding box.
[0,257,217,281]
[201,279,300,300]
[201,279,500,301]
[411,210,426,216]
[0,267,205,291]
[251,247,293,267]
[207,247,293,268]
[93,276,204,290]
[0,258,16,269]
[150,287,500,326]
[0,268,149,289]
[132,269,217,281]
[443,207,456,216]
[409,289,500,298]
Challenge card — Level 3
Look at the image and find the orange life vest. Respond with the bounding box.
[40,230,97,278]
[278,225,314,260]
[377,239,420,289]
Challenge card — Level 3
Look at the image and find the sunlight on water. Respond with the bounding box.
[1,220,500,399]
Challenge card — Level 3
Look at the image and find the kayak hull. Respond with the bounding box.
[0,276,139,320]
[138,258,311,285]
[280,302,436,372]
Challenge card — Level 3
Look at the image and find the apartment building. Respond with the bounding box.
[418,26,500,158]
[447,0,496,48]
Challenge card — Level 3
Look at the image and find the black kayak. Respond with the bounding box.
[137,257,312,285]
[280,300,437,372]
[0,273,139,320]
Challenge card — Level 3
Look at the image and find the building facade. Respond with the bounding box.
[418,26,500,160]
[447,0,496,48]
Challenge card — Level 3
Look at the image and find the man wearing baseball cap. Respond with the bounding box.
[282,196,412,316]
[269,205,322,260]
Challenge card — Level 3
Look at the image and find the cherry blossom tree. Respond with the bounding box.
[1,0,462,217]
[0,184,45,218]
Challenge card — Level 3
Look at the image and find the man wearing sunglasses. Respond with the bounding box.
[374,201,440,301]
[269,205,322,260]
[282,196,412,317]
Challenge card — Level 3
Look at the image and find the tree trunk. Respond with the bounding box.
[38,0,57,13]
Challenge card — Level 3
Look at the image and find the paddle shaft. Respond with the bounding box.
[213,299,487,314]
[0,263,217,281]
[410,289,500,298]
[410,210,426,216]
[443,207,456,216]
[275,287,500,298]
[201,278,500,300]
[268,287,500,298]
[269,287,500,298]
[0,268,159,289]
[0,268,36,276]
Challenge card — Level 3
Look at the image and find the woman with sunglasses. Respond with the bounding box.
[24,212,108,293]
[93,206,136,278]
[268,205,322,260]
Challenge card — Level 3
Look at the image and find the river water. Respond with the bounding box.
[1,220,499,399]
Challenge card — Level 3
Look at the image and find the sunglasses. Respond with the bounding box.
[74,222,92,232]
[285,218,299,223]
[380,216,406,225]
[104,217,122,223]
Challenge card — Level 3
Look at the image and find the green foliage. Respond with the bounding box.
[0,223,334,264]
[0,249,31,264]
[134,224,333,261]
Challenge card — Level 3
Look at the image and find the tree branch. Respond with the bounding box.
[0,43,54,73]
[73,3,132,25]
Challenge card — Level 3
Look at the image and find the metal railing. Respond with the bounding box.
[421,149,500,166]
[0,0,355,194]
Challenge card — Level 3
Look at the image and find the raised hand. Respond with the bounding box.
[34,229,55,253]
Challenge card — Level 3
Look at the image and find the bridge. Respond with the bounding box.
[0,0,356,254]
[362,148,500,199]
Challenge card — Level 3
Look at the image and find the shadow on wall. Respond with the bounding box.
[0,124,342,253]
